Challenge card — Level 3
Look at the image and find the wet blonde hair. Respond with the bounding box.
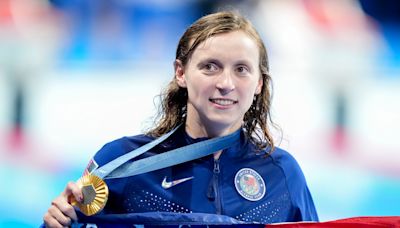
[148,11,276,153]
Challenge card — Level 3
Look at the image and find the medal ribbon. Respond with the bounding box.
[92,125,241,180]
[74,125,241,216]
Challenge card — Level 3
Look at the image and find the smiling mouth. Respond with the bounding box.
[209,98,238,106]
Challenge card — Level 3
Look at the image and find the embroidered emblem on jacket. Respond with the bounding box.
[161,176,194,189]
[234,168,266,201]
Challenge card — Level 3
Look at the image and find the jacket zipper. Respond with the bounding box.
[213,158,222,214]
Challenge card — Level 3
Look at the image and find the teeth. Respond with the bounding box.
[211,99,236,106]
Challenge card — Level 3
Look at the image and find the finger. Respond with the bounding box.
[43,212,63,228]
[47,204,72,227]
[51,197,78,222]
[63,181,83,203]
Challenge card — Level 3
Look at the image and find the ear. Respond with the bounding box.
[174,60,187,88]
[255,75,263,95]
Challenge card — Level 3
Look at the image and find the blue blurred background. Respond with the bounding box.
[1,0,399,227]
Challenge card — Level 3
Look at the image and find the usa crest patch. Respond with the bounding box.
[234,168,266,201]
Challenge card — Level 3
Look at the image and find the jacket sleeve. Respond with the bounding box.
[292,181,319,221]
[272,148,319,222]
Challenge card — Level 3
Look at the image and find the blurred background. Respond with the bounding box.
[0,0,399,227]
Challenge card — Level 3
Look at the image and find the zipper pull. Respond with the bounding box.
[207,179,215,201]
[213,159,220,174]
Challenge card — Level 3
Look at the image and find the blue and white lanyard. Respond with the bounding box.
[92,125,241,180]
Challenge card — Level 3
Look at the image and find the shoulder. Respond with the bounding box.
[270,147,298,168]
[92,134,154,167]
[268,147,307,186]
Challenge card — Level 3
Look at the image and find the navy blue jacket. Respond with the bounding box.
[76,126,318,226]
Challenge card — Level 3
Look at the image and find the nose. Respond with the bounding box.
[216,70,235,95]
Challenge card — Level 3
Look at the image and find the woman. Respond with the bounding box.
[43,11,318,227]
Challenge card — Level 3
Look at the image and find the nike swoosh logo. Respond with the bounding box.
[161,176,194,189]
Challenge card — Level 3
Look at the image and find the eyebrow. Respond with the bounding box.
[234,60,253,67]
[196,58,223,68]
[196,57,255,67]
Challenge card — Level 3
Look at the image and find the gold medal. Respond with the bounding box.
[70,174,109,216]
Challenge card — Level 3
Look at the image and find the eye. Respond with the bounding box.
[203,63,219,72]
[236,65,250,75]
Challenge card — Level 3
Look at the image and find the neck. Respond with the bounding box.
[185,123,239,139]
[185,109,242,139]
[184,121,239,161]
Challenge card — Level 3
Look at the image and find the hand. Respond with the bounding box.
[43,181,82,228]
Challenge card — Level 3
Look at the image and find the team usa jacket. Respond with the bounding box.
[74,126,319,227]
